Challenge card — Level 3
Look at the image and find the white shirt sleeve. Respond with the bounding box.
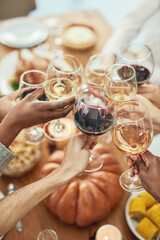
[0,142,16,174]
[102,0,160,55]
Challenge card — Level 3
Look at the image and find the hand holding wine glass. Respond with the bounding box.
[111,101,153,192]
[118,42,154,85]
[0,87,75,149]
[126,151,160,203]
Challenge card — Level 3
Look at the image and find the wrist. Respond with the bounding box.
[46,165,73,190]
[0,116,22,147]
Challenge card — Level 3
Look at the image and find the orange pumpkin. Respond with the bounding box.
[40,143,123,226]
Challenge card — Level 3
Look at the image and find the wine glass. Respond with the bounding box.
[73,86,115,172]
[65,54,83,90]
[44,55,77,141]
[45,17,63,46]
[118,42,154,84]
[37,229,58,240]
[19,70,46,144]
[111,101,153,192]
[104,64,137,104]
[85,54,108,87]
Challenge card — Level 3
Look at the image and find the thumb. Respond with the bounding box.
[28,87,45,100]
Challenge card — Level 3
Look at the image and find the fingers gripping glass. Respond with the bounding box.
[73,86,115,172]
[44,55,77,141]
[19,70,46,144]
[111,101,153,192]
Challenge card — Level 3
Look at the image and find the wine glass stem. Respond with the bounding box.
[54,119,63,132]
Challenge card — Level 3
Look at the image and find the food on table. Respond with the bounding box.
[2,131,41,177]
[128,191,160,239]
[39,143,123,226]
[63,24,97,50]
[139,191,157,208]
[8,49,49,90]
[129,197,146,221]
[136,217,158,240]
[147,204,160,228]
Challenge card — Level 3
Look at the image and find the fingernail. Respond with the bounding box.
[131,156,137,161]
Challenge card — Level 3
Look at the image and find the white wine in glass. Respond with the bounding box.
[112,101,153,192]
[104,64,137,104]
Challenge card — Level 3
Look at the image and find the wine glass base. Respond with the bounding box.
[85,151,103,173]
[44,119,72,141]
[119,169,144,192]
[24,127,46,145]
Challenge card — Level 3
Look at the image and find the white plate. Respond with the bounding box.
[0,18,48,48]
[125,192,144,240]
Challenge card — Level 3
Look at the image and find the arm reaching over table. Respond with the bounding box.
[0,133,95,236]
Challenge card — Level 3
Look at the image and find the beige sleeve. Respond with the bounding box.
[0,143,16,174]
[102,0,160,55]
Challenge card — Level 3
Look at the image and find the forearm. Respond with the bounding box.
[0,168,67,236]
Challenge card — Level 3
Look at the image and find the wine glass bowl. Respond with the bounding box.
[74,86,115,136]
[118,42,154,84]
[104,64,137,103]
[85,54,107,87]
[64,54,83,89]
[111,101,153,192]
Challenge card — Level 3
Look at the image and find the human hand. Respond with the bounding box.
[3,87,75,131]
[127,151,160,203]
[103,53,117,68]
[58,133,97,181]
[137,83,160,109]
[0,90,20,122]
[134,94,160,134]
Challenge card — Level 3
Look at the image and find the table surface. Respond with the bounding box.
[0,10,138,240]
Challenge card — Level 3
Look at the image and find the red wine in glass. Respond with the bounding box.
[131,65,150,84]
[21,88,48,101]
[118,65,150,84]
[74,105,114,136]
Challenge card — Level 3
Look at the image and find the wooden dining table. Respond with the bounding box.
[0,10,138,240]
